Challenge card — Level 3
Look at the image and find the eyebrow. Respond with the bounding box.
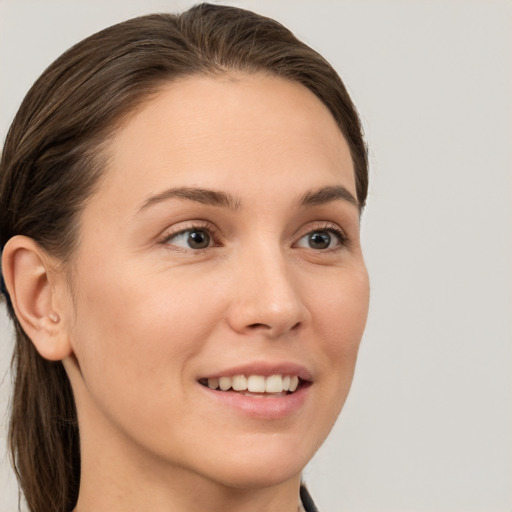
[138,186,241,212]
[299,185,359,209]
[138,184,358,214]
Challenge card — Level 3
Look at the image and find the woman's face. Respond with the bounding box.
[62,73,369,489]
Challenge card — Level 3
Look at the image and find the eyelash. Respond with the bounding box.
[158,221,221,252]
[296,222,349,251]
[158,221,349,252]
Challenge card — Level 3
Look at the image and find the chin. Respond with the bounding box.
[190,433,317,490]
[205,457,304,490]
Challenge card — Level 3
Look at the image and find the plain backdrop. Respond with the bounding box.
[0,1,511,511]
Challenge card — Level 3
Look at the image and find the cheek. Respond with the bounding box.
[65,266,233,461]
[68,262,226,407]
[315,263,369,342]
[310,264,369,389]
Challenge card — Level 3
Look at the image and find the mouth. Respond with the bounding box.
[198,374,307,396]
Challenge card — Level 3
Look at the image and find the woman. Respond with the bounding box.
[0,4,369,512]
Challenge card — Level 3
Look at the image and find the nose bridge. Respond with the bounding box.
[227,238,308,337]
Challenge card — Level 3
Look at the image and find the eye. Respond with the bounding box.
[296,228,344,250]
[165,228,212,250]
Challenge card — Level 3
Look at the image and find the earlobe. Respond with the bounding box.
[1,235,72,361]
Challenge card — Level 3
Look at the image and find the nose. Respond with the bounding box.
[226,246,310,339]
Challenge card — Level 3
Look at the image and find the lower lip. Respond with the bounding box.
[198,383,310,420]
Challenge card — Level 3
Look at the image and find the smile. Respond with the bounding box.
[199,374,301,395]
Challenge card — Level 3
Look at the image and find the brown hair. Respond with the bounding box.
[0,4,368,512]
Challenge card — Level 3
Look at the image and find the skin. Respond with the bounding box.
[7,73,370,512]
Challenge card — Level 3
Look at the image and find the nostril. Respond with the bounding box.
[248,323,270,330]
[246,321,302,333]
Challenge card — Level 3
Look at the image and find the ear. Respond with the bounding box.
[1,235,73,361]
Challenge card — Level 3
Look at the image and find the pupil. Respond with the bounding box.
[309,231,330,249]
[188,230,210,249]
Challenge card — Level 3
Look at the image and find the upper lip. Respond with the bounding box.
[199,361,313,382]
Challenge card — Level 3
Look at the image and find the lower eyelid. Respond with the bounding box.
[304,224,347,241]
[159,223,219,246]
[294,230,346,250]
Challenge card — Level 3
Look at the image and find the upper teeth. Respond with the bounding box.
[206,375,299,393]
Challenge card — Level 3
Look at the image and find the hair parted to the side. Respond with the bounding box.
[0,4,368,512]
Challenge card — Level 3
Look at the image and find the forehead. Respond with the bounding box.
[96,73,356,211]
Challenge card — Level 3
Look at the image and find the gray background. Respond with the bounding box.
[1,1,511,511]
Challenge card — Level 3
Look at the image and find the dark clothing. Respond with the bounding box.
[300,485,319,512]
